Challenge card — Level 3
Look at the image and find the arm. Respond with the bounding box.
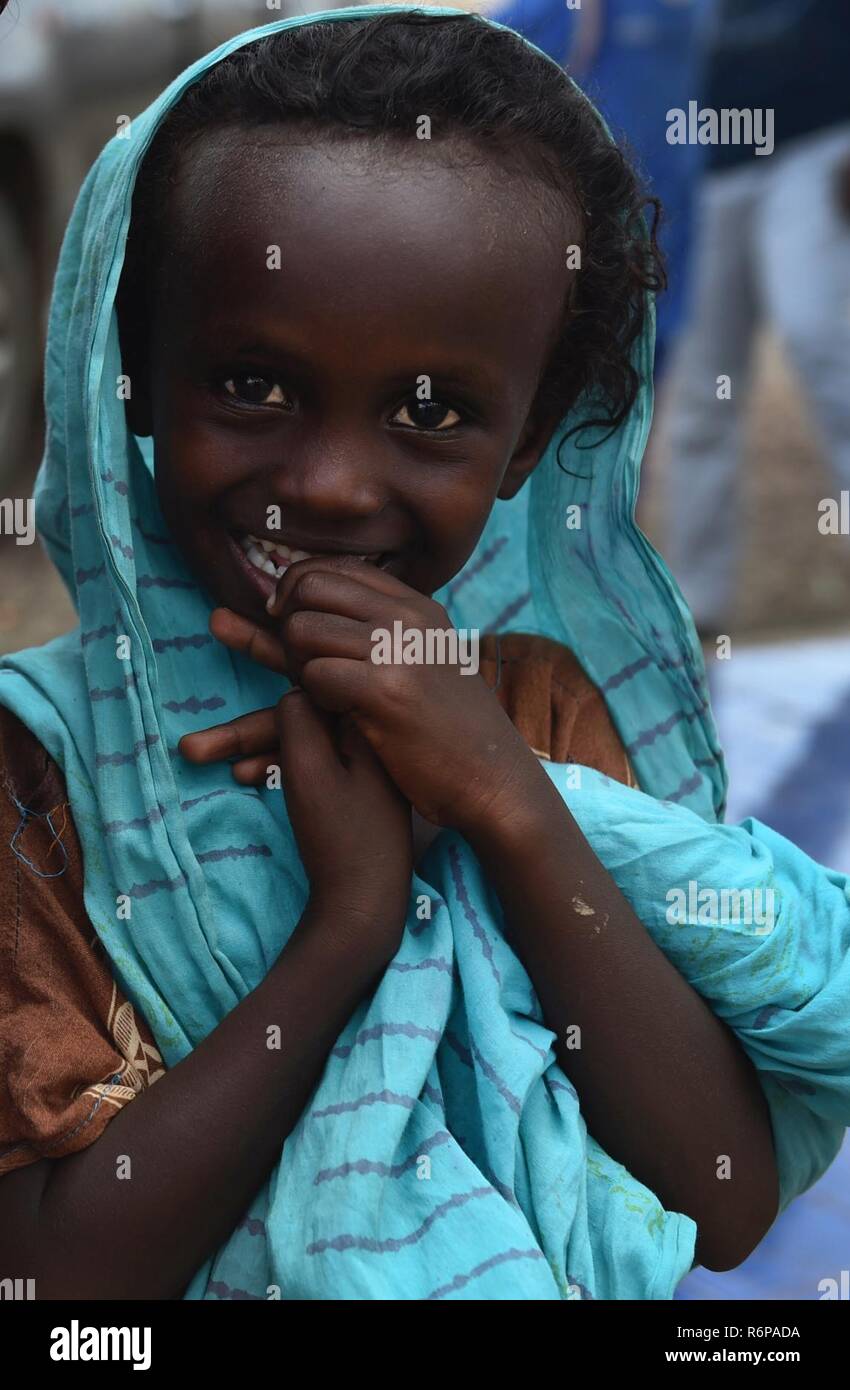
[0,906,396,1301]
[0,692,413,1301]
[181,573,782,1270]
[455,761,780,1272]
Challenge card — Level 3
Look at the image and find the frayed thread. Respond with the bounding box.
[9,793,69,878]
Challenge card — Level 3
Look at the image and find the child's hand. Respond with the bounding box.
[178,606,290,783]
[186,558,542,832]
[275,688,413,955]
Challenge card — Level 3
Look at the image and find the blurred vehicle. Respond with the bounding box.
[0,0,307,484]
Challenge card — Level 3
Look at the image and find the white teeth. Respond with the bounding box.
[238,534,297,582]
[245,542,279,578]
[240,534,309,566]
[238,532,384,578]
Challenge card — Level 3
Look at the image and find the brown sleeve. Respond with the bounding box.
[478,632,638,787]
[0,705,164,1177]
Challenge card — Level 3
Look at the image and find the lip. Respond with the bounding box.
[228,526,395,556]
[227,531,279,603]
[225,531,397,607]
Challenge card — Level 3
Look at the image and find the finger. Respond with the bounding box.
[275,572,408,641]
[179,706,278,764]
[210,607,289,674]
[266,553,420,619]
[271,575,405,683]
[279,611,372,676]
[298,655,372,716]
[231,755,278,786]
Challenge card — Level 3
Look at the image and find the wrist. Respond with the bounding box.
[453,744,559,851]
[273,901,399,1010]
[302,889,408,961]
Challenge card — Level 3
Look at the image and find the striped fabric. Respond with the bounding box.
[0,7,847,1300]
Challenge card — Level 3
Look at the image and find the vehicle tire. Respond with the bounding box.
[0,193,39,491]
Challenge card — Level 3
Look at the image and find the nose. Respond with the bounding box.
[267,428,386,522]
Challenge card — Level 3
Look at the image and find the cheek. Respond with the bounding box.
[153,415,244,519]
[152,443,224,569]
[433,457,503,534]
[151,378,237,502]
[413,471,502,588]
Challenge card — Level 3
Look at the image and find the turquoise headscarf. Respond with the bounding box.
[1,5,847,1300]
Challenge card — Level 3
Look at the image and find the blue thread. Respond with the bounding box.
[9,793,69,878]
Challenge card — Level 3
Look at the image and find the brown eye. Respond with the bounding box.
[223,374,290,406]
[392,399,461,430]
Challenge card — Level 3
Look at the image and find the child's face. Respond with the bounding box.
[136,129,575,627]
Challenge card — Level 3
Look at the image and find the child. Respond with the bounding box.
[0,7,847,1302]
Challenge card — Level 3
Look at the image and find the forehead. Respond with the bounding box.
[157,127,575,374]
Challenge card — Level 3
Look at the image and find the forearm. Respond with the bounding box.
[31,902,392,1300]
[463,763,779,1269]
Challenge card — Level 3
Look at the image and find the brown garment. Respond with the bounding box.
[0,705,165,1177]
[0,633,634,1176]
[480,633,638,781]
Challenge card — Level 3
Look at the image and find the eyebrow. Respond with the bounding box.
[203,328,508,405]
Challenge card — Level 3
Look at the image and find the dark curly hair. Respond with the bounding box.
[117,10,665,450]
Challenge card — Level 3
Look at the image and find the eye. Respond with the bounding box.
[222,373,292,407]
[391,398,462,431]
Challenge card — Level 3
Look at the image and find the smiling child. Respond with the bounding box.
[0,7,848,1302]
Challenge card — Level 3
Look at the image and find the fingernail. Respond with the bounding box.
[265,592,276,614]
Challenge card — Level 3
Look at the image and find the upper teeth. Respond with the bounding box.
[238,534,381,579]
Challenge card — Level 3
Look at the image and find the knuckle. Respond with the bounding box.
[299,656,333,693]
[281,609,312,645]
[293,571,327,606]
[425,598,449,626]
[218,720,243,756]
[377,662,412,704]
[276,688,304,721]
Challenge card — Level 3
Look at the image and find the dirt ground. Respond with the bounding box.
[1,333,849,656]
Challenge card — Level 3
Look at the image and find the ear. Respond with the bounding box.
[497,396,568,501]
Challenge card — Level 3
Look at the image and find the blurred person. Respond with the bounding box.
[663,0,850,632]
[493,0,710,376]
[567,0,711,378]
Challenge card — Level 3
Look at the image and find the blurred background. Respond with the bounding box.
[0,0,847,1300]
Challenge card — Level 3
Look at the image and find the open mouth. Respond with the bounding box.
[229,532,391,602]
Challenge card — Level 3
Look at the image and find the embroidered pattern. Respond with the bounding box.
[78,984,165,1108]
